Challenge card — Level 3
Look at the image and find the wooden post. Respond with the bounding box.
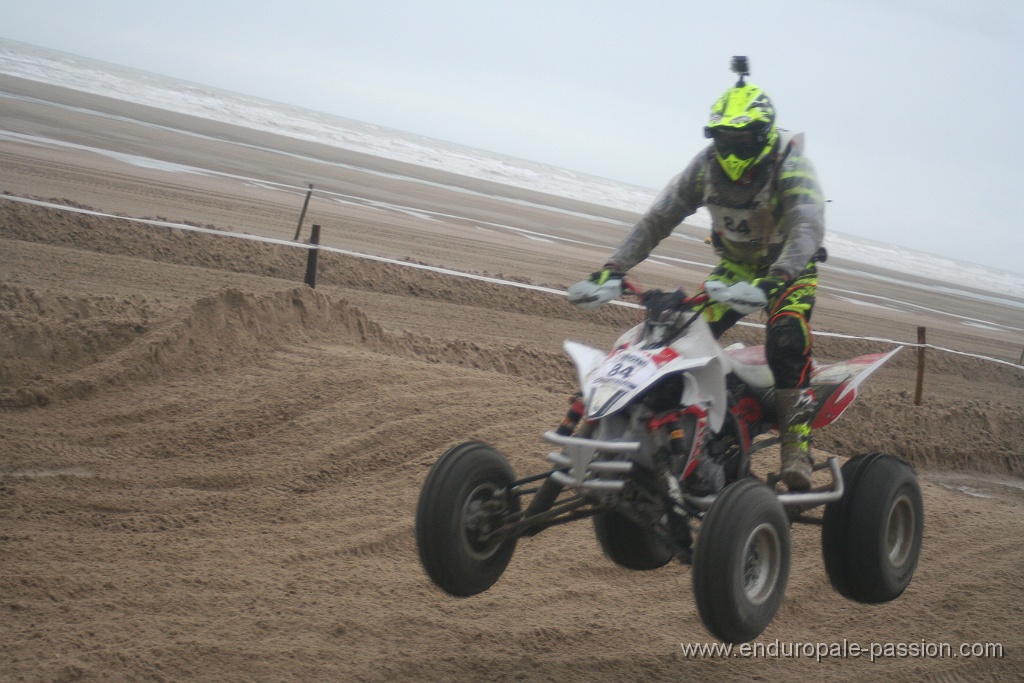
[914,326,926,406]
[304,224,321,289]
[294,184,314,241]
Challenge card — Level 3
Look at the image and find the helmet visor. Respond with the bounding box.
[711,128,762,161]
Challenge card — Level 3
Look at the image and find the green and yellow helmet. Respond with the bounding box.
[704,83,778,181]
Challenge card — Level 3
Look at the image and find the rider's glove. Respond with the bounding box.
[703,280,766,314]
[567,266,625,309]
[753,273,788,303]
[588,267,625,286]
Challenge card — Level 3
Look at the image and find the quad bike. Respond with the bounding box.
[415,280,923,644]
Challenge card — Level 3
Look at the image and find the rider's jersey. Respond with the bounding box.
[608,131,825,280]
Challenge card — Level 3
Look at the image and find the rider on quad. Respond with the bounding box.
[569,57,827,491]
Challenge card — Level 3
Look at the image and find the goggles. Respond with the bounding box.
[709,127,764,160]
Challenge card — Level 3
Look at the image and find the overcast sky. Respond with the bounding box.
[4,1,1024,276]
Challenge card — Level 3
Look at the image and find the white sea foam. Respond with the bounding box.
[2,37,1024,302]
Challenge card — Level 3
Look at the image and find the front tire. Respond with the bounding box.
[593,510,673,570]
[821,453,923,603]
[692,479,791,643]
[415,442,520,597]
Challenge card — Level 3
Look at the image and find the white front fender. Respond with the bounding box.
[563,340,607,392]
[565,340,728,430]
[679,355,727,433]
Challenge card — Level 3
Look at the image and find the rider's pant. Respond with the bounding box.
[700,258,817,390]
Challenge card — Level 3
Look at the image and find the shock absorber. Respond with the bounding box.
[646,410,693,559]
[525,394,587,523]
[667,415,689,464]
[647,411,689,466]
[555,393,586,436]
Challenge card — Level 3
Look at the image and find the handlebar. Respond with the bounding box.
[622,278,708,308]
[622,278,643,297]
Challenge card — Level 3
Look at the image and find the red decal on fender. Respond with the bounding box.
[812,385,857,429]
[651,348,679,366]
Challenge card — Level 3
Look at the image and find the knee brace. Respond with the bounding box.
[766,313,813,389]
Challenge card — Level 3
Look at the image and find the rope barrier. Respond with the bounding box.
[4,194,1022,371]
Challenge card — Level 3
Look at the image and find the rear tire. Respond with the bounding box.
[821,453,923,603]
[415,442,519,597]
[692,479,791,643]
[593,510,673,570]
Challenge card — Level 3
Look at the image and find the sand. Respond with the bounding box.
[1,74,1023,682]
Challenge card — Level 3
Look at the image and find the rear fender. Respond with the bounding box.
[811,348,901,428]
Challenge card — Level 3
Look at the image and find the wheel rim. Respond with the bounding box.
[743,522,782,605]
[885,493,916,567]
[460,483,504,560]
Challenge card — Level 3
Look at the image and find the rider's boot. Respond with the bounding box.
[776,388,815,491]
